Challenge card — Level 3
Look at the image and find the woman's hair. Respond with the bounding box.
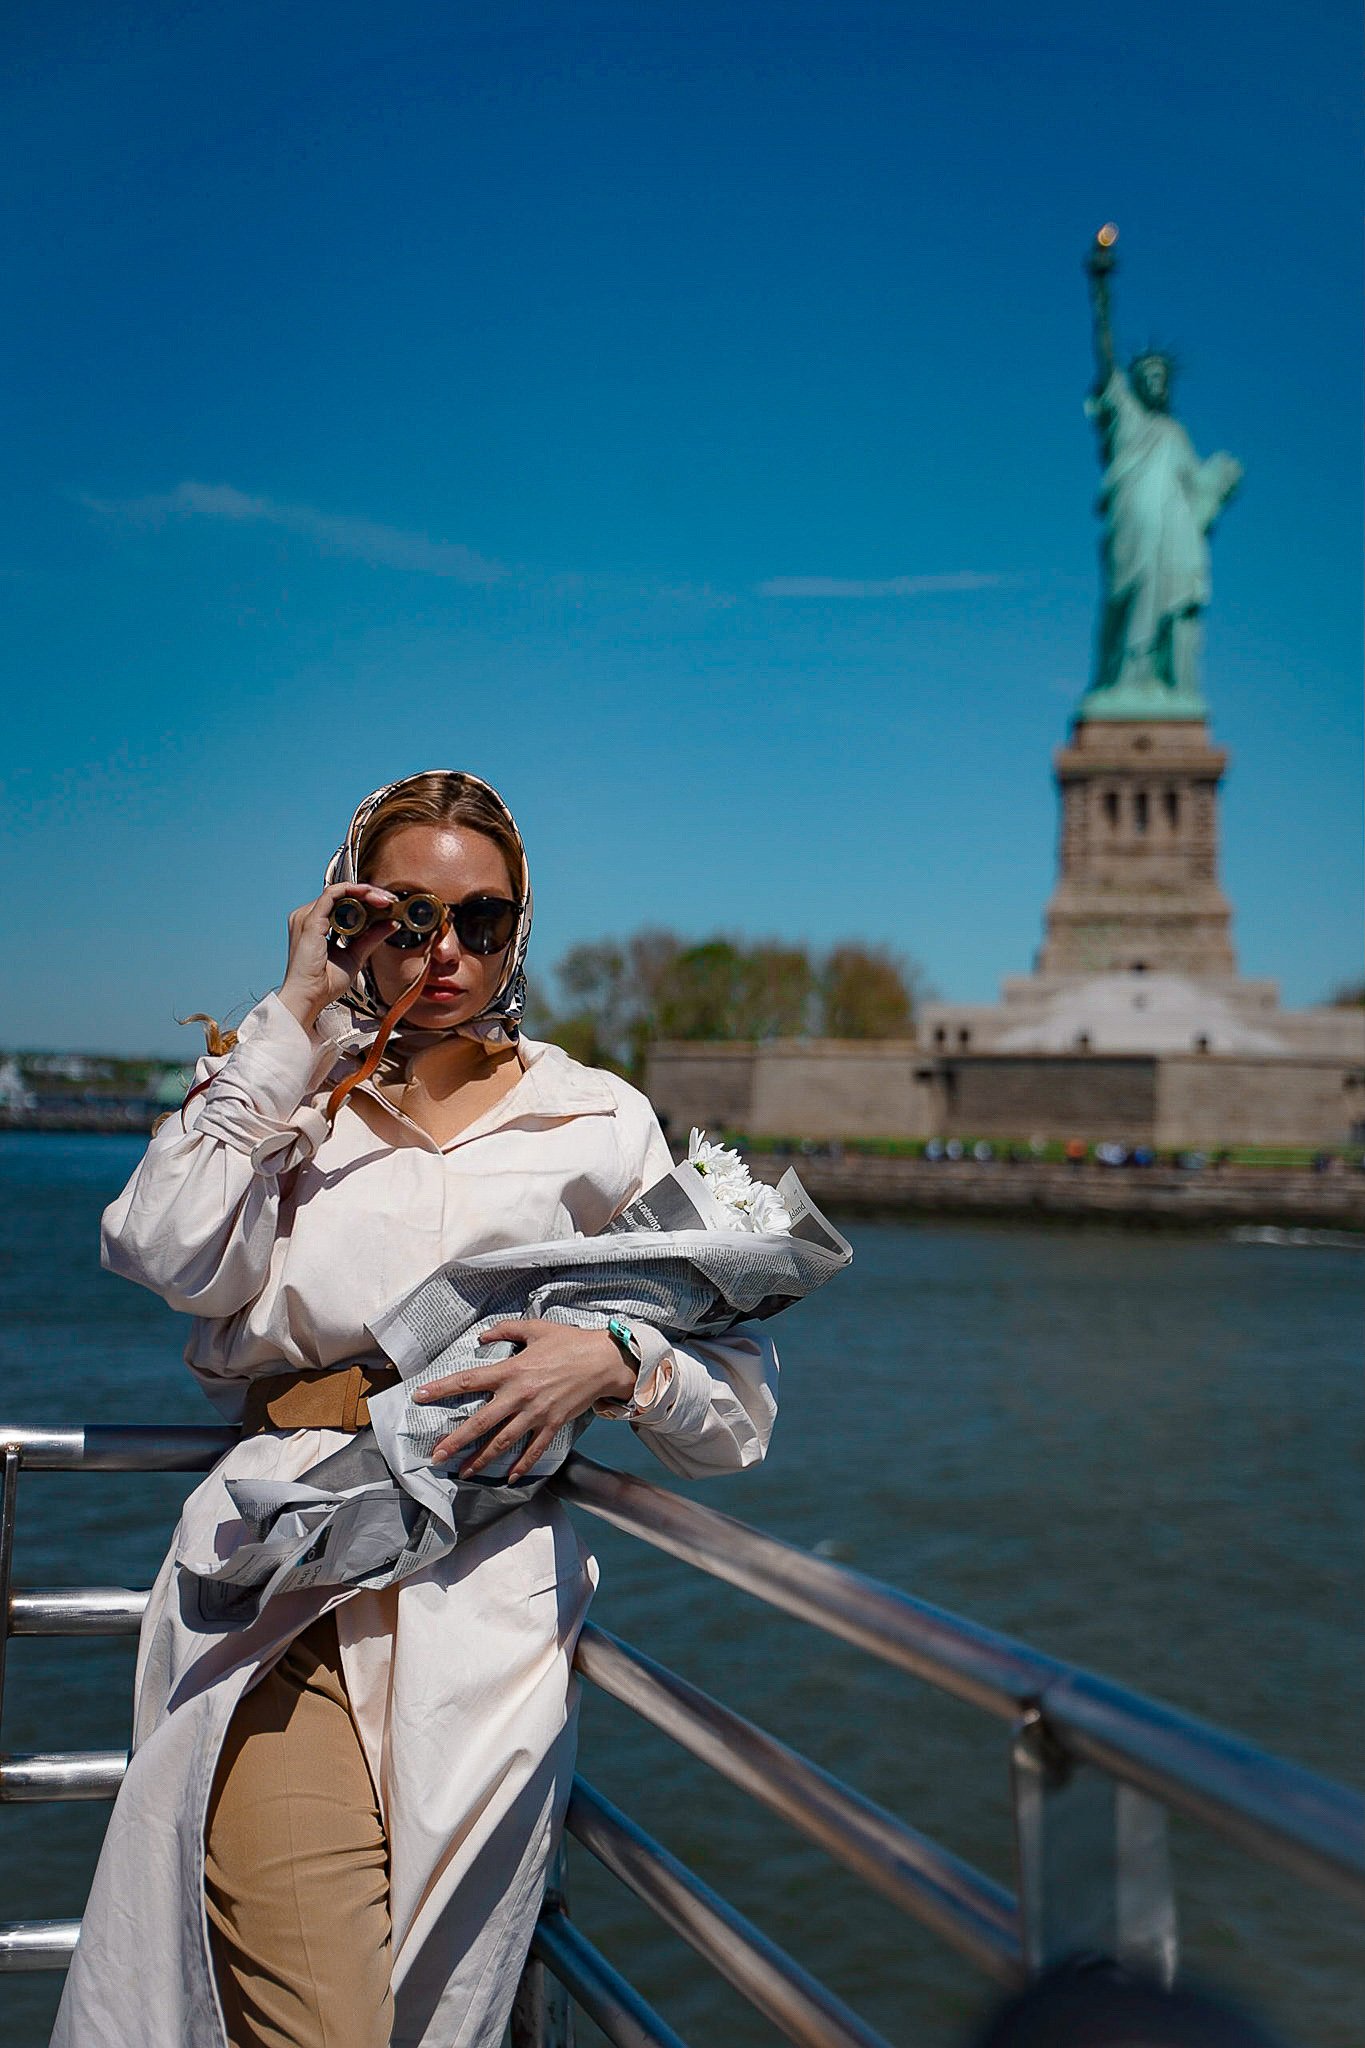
[152,1012,239,1132]
[355,772,523,896]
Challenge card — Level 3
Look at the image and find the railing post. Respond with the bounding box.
[0,1445,20,1746]
[510,1839,574,2047]
[1011,1709,1177,1986]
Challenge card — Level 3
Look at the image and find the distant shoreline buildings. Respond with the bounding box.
[0,1052,191,1129]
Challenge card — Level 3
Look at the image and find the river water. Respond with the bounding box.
[0,1134,1360,2047]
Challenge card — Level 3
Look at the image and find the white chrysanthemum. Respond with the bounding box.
[688,1129,740,1172]
[747,1182,793,1235]
[687,1128,760,1223]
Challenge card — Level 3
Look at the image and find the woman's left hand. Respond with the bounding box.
[412,1321,638,1483]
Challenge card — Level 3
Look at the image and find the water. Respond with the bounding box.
[0,1133,1360,2047]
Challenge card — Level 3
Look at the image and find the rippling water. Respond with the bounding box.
[0,1134,1360,2047]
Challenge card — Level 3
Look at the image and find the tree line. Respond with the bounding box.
[528,931,927,1078]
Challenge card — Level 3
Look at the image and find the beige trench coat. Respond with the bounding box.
[51,994,777,2048]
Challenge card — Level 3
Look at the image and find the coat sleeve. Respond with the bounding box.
[100,994,349,1318]
[599,1087,779,1478]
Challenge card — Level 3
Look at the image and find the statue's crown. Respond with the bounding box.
[1129,346,1177,381]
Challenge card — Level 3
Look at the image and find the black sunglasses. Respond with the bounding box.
[328,889,521,955]
[388,890,521,955]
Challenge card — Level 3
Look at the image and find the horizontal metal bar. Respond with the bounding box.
[0,1920,79,1971]
[0,1424,237,1472]
[1044,1671,1365,1912]
[555,1457,1063,1717]
[556,1459,1365,1911]
[10,1588,148,1636]
[576,1623,1021,1985]
[0,1751,128,1801]
[4,1433,1359,1931]
[568,1777,893,2048]
[532,1907,691,2048]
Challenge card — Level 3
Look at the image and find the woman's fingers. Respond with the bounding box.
[318,888,398,955]
[506,1426,559,1486]
[318,881,398,913]
[296,883,396,942]
[458,1404,567,1480]
[429,1418,495,1467]
[280,884,403,1025]
[412,1328,531,1408]
[428,1385,526,1466]
[427,1375,565,1474]
[412,1362,508,1405]
[419,1324,608,1474]
[340,920,400,974]
[475,1319,538,1349]
[455,1423,527,1479]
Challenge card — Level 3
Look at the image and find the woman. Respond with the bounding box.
[53,770,777,2048]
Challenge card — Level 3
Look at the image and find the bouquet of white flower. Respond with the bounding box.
[686,1128,795,1235]
[184,1138,851,1627]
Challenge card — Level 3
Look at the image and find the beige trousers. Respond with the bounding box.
[204,1615,394,2048]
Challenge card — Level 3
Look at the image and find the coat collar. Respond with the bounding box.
[331,1028,619,1155]
[511,1036,621,1116]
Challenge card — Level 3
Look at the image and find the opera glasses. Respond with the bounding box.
[328,890,447,951]
[328,889,521,955]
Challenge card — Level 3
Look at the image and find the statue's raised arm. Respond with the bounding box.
[1085,223,1119,389]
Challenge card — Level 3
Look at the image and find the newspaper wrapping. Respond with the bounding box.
[183,1163,851,1627]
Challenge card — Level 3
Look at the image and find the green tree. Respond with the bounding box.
[739,943,819,1038]
[653,940,747,1041]
[532,930,682,1074]
[649,939,815,1041]
[533,929,926,1074]
[819,943,921,1037]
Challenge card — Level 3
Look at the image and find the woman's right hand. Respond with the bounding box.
[278,884,399,1030]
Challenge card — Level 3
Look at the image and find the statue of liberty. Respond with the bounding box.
[1081,226,1242,718]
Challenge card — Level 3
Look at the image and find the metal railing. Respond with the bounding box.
[0,1425,1362,2048]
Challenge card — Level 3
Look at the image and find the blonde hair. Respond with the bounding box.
[152,1014,240,1133]
[355,772,523,896]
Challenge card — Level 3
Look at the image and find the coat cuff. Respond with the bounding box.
[592,1321,676,1420]
[628,1341,716,1439]
[600,1322,717,1438]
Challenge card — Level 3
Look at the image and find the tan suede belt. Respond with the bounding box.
[241,1363,403,1436]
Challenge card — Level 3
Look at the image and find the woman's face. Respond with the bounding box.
[361,822,518,1032]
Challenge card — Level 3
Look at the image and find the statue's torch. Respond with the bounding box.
[1087,221,1119,278]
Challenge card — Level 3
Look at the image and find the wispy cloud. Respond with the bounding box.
[79,483,1011,612]
[79,482,509,585]
[756,571,1010,598]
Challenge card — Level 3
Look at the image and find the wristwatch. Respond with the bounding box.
[600,1316,646,1419]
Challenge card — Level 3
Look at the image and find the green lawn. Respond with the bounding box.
[720,1133,1361,1169]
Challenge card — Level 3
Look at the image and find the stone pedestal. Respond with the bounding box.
[1036,718,1236,977]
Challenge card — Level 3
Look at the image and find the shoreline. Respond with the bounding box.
[6,1115,1362,1233]
[751,1153,1365,1232]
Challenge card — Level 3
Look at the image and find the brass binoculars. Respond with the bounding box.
[328,890,446,951]
[328,889,521,956]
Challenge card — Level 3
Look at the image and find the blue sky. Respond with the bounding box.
[3,0,1360,1053]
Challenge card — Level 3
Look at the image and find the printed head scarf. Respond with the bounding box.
[324,771,533,1064]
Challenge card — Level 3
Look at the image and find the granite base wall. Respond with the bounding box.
[1154,1056,1361,1149]
[644,1040,1365,1149]
[938,1055,1157,1141]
